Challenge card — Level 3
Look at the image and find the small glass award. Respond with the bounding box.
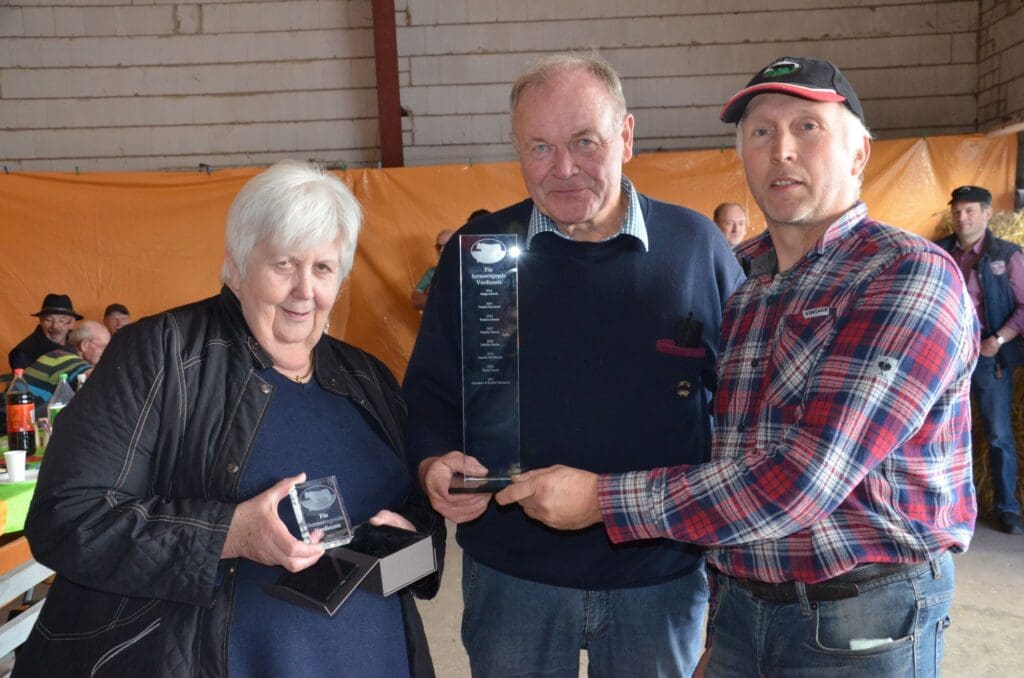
[289,475,354,549]
[451,233,522,493]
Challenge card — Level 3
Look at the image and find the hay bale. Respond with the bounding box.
[970,365,1024,515]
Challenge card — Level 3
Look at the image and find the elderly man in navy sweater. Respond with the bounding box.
[403,51,743,678]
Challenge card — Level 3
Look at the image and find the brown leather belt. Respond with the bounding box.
[728,560,932,604]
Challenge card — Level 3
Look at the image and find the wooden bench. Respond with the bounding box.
[0,537,52,660]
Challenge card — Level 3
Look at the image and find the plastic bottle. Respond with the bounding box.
[47,372,75,430]
[5,369,36,454]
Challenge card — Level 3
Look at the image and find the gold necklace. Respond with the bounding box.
[292,361,314,383]
[274,352,313,383]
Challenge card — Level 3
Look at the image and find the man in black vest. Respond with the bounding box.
[938,185,1024,534]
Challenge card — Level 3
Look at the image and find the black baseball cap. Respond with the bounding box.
[104,303,130,317]
[720,56,865,125]
[948,186,992,205]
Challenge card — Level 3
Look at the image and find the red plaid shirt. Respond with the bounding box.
[599,203,979,583]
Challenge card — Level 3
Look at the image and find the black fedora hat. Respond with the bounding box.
[31,293,83,320]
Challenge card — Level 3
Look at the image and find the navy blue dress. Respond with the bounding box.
[227,369,412,677]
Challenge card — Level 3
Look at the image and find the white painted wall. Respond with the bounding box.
[397,0,981,165]
[0,0,381,170]
[0,0,1016,171]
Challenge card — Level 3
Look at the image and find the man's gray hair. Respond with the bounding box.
[509,51,627,117]
[220,159,362,283]
[67,324,92,350]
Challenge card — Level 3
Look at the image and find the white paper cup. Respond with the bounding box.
[4,450,26,482]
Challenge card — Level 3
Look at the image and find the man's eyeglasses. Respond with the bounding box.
[41,316,73,327]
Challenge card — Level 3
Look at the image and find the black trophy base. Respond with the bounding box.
[450,474,512,493]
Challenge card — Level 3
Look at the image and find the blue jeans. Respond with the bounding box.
[461,553,708,678]
[706,552,955,678]
[972,356,1021,513]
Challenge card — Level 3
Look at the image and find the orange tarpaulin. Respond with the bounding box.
[0,133,1015,380]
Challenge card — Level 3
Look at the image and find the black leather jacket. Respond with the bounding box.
[17,287,444,677]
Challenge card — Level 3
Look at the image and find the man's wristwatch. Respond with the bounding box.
[995,333,1006,346]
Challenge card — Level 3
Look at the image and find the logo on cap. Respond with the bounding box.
[762,60,800,78]
[720,56,865,125]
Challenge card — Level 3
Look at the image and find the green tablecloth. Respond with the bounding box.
[0,480,36,534]
[0,436,42,533]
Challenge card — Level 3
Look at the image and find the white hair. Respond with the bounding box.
[734,103,872,172]
[220,160,362,283]
[67,323,93,349]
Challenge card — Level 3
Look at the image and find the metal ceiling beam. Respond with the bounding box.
[371,0,404,167]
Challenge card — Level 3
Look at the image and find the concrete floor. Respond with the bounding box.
[417,516,1024,677]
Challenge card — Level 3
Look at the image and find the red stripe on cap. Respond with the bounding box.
[720,82,846,120]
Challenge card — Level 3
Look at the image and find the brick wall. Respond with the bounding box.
[0,0,1008,171]
[397,0,981,165]
[978,0,1024,131]
[0,0,381,170]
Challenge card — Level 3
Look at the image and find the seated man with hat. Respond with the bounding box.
[8,293,83,371]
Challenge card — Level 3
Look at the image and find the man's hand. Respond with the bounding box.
[418,452,491,523]
[982,329,1018,358]
[980,335,1001,358]
[494,465,603,530]
[222,472,324,572]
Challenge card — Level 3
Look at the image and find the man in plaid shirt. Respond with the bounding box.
[498,56,979,676]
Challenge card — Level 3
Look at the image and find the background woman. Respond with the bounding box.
[17,160,444,677]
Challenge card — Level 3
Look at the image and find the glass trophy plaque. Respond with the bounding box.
[289,475,354,549]
[451,233,522,493]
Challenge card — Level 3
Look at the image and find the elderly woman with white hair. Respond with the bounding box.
[18,160,444,678]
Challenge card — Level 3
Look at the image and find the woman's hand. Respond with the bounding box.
[368,509,416,532]
[222,472,324,572]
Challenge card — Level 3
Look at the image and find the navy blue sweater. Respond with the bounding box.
[230,370,410,677]
[403,195,744,589]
